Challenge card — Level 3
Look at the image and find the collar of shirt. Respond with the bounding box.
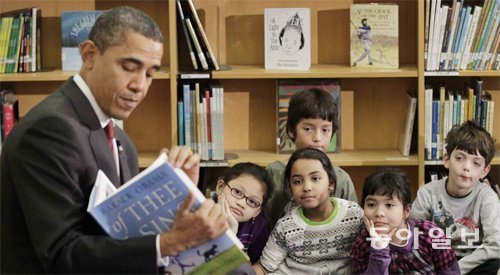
[73,74,113,128]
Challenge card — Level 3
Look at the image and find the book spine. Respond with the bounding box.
[432,100,440,160]
[177,101,184,145]
[184,18,208,70]
[176,0,198,70]
[183,84,191,148]
[187,0,219,70]
[3,102,14,140]
[473,77,483,125]
[425,87,433,160]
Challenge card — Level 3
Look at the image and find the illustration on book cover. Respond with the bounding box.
[61,11,103,71]
[265,8,310,70]
[350,4,398,69]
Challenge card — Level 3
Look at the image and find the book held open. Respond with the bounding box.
[88,153,248,274]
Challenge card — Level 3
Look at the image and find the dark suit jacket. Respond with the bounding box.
[1,79,160,274]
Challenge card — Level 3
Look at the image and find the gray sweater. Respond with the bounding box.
[410,178,500,274]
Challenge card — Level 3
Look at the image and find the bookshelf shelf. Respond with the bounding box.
[0,67,171,82]
[138,149,419,169]
[212,64,418,79]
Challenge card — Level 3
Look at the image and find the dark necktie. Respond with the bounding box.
[104,120,114,157]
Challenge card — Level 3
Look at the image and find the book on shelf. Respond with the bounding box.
[61,11,103,71]
[176,0,198,71]
[398,91,417,157]
[0,7,40,73]
[177,0,219,71]
[350,3,399,69]
[1,90,18,141]
[87,153,248,274]
[264,8,311,70]
[179,82,224,161]
[277,79,340,154]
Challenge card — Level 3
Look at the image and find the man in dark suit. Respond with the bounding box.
[0,6,228,274]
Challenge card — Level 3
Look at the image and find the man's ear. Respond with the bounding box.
[80,40,98,69]
[215,179,224,195]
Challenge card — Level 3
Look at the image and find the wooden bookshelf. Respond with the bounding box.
[1,0,498,199]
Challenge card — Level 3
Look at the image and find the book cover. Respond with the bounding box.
[350,4,399,69]
[398,92,417,157]
[277,79,340,154]
[61,11,103,71]
[88,153,249,274]
[264,8,311,70]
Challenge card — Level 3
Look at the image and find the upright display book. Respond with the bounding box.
[398,92,417,157]
[277,80,340,153]
[61,11,103,71]
[350,4,399,69]
[264,8,310,70]
[87,153,248,274]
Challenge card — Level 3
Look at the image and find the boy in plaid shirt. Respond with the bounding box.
[351,169,459,274]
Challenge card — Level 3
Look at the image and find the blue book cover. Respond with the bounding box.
[61,11,103,71]
[178,101,185,145]
[432,100,440,160]
[88,153,248,274]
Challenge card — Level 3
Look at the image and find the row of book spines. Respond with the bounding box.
[424,87,495,161]
[0,7,40,74]
[176,0,219,72]
[425,0,500,71]
[177,83,224,161]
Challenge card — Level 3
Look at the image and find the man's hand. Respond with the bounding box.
[219,193,239,234]
[162,146,201,185]
[159,192,228,256]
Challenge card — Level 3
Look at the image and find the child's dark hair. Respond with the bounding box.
[361,168,412,209]
[220,162,274,207]
[284,147,337,198]
[445,121,496,166]
[286,88,339,141]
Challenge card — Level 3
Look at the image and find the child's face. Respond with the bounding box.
[290,159,334,212]
[291,118,333,152]
[363,194,409,235]
[443,149,490,197]
[282,28,301,55]
[217,175,264,223]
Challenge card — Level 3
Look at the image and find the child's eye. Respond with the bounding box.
[303,127,312,132]
[311,176,321,182]
[322,128,331,133]
[292,179,302,185]
[473,162,481,167]
[366,203,375,208]
[386,204,394,208]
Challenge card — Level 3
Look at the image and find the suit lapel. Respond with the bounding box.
[62,79,121,187]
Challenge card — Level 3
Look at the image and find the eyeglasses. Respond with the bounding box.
[225,185,262,208]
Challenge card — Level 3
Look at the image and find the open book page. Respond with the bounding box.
[87,152,248,274]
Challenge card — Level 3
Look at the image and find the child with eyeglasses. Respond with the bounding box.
[215,162,274,263]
